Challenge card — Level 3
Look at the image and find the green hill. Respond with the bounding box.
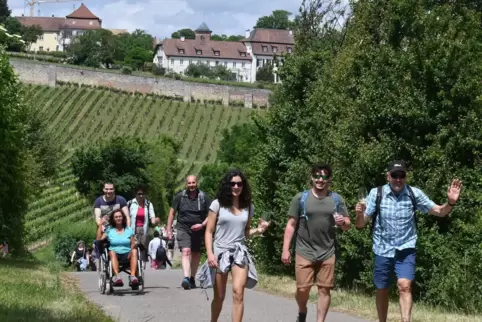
[21,83,263,245]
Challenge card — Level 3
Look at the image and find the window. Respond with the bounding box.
[171,59,174,64]
[196,50,202,55]
[287,47,292,53]
[233,62,236,68]
[189,60,193,65]
[39,46,44,51]
[242,62,245,68]
[206,60,209,65]
[215,61,219,65]
[262,46,268,52]
[180,59,184,65]
[214,51,220,56]
[272,46,278,53]
[223,62,227,67]
[179,49,185,54]
[240,52,246,57]
[39,35,44,40]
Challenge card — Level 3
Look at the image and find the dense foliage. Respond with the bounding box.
[0,46,59,253]
[206,0,482,313]
[71,136,181,220]
[53,221,95,265]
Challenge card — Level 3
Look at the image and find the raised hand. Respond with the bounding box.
[447,179,463,204]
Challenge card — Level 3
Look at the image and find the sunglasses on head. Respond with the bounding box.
[390,172,406,179]
[313,174,329,180]
[230,181,243,187]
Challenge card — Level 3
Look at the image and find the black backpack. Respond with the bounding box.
[155,243,172,267]
[371,185,418,234]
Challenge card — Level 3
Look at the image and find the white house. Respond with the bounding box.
[153,23,294,83]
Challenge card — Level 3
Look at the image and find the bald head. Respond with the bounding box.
[186,175,198,192]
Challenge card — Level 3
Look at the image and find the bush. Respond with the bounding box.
[121,66,132,75]
[53,221,96,265]
[152,66,165,76]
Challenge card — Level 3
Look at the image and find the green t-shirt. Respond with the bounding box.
[288,190,348,262]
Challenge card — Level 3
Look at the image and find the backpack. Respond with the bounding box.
[291,190,342,255]
[155,242,172,267]
[180,189,206,211]
[371,185,418,234]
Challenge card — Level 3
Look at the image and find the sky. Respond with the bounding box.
[8,0,301,39]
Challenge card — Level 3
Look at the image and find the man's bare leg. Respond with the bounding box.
[376,288,389,322]
[316,287,331,322]
[398,278,413,322]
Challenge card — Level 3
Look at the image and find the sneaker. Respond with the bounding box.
[296,312,307,322]
[112,275,123,287]
[129,276,139,287]
[181,277,191,290]
[189,276,197,289]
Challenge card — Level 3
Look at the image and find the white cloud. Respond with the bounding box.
[7,0,300,38]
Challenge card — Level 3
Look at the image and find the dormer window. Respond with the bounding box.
[214,51,220,56]
[272,46,278,53]
[179,49,185,54]
[196,50,202,55]
[240,52,246,57]
[262,46,268,52]
[287,47,292,53]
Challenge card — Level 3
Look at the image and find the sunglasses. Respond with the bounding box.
[230,181,243,187]
[390,172,406,179]
[136,192,145,196]
[313,174,329,180]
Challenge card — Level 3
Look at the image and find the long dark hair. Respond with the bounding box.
[215,169,252,209]
[109,208,128,229]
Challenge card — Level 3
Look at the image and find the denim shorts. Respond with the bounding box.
[373,248,416,289]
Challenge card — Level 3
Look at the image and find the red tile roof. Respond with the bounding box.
[16,16,102,31]
[161,38,251,61]
[242,28,294,44]
[250,42,293,56]
[66,3,99,20]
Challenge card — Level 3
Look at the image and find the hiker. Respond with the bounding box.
[355,160,462,322]
[71,240,89,271]
[127,184,160,270]
[148,230,166,269]
[281,163,351,322]
[166,175,211,290]
[201,169,269,322]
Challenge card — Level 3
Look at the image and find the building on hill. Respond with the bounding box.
[16,3,102,52]
[153,23,294,84]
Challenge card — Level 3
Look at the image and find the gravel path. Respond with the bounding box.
[73,268,370,322]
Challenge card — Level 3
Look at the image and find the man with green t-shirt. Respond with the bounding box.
[281,164,351,322]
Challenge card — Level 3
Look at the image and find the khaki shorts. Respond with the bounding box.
[295,253,335,289]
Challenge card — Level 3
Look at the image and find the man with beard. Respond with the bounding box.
[355,160,462,322]
[167,175,211,290]
[281,164,351,322]
[94,182,131,230]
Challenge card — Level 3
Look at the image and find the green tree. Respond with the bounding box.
[124,47,152,70]
[0,0,10,24]
[115,29,154,62]
[171,28,195,39]
[22,24,43,50]
[249,0,482,313]
[71,136,181,220]
[254,10,295,29]
[211,34,244,41]
[256,62,274,83]
[68,29,116,67]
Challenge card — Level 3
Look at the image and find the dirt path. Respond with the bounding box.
[73,269,370,322]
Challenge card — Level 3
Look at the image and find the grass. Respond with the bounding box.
[0,245,112,322]
[256,273,482,322]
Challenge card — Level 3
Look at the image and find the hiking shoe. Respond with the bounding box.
[296,312,307,322]
[189,276,197,289]
[129,276,139,287]
[181,277,191,290]
[112,275,123,287]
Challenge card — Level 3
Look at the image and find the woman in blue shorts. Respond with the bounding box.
[96,208,139,287]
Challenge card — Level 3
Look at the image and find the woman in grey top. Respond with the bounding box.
[204,169,269,322]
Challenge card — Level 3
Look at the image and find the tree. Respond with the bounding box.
[68,29,116,67]
[248,0,482,313]
[125,47,152,70]
[22,24,43,50]
[256,62,274,82]
[210,34,244,42]
[254,10,295,29]
[71,136,181,220]
[0,0,11,24]
[115,29,154,62]
[171,28,195,39]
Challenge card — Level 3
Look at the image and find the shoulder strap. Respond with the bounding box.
[405,185,418,230]
[197,191,205,211]
[371,186,383,234]
[299,190,310,220]
[331,192,341,212]
[292,190,310,255]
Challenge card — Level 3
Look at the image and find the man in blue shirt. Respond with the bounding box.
[355,160,462,322]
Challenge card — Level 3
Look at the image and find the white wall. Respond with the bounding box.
[154,47,253,82]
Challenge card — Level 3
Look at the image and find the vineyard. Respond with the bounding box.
[21,84,262,245]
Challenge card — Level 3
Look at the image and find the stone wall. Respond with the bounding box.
[10,59,272,108]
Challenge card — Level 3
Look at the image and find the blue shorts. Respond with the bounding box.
[373,248,416,289]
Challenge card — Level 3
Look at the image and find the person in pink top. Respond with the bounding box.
[127,184,160,270]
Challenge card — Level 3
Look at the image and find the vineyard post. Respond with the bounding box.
[222,87,229,107]
[183,85,191,103]
[48,65,57,88]
[244,93,253,108]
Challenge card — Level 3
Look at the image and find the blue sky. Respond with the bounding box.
[8,0,301,39]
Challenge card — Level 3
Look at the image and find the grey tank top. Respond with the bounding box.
[209,199,254,255]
